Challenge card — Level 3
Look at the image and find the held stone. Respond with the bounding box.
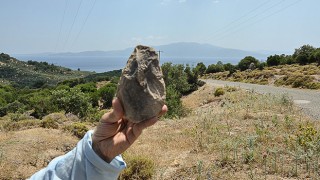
[116,45,166,123]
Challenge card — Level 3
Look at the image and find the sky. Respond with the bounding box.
[0,0,319,54]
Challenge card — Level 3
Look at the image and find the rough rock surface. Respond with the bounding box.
[116,45,166,123]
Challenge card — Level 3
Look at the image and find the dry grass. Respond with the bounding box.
[124,85,320,179]
[0,128,78,179]
[1,83,319,179]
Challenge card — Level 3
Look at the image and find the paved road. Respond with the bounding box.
[202,79,320,120]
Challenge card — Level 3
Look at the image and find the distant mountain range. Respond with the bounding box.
[21,42,269,60]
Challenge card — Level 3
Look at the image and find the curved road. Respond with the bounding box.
[202,79,320,120]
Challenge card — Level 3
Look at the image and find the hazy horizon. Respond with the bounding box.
[1,0,319,54]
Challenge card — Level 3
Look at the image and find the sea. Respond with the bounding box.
[14,55,240,73]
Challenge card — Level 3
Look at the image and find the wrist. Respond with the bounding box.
[92,141,113,163]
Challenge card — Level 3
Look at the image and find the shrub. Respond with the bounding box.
[98,83,117,109]
[119,155,155,180]
[238,56,259,71]
[40,118,59,129]
[164,86,187,118]
[214,87,225,97]
[63,123,89,139]
[51,88,92,118]
[2,119,40,131]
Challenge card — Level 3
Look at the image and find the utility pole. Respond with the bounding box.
[157,50,163,61]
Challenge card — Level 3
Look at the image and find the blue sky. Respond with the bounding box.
[0,0,319,54]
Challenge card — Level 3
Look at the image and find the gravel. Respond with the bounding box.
[202,79,320,120]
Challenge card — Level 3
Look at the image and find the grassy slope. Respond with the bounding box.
[125,84,319,179]
[204,64,320,89]
[0,57,93,88]
[1,84,319,179]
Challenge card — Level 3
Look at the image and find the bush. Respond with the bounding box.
[40,118,59,129]
[51,88,92,118]
[119,155,155,180]
[98,83,117,109]
[214,87,225,97]
[40,113,67,129]
[2,119,40,131]
[164,86,187,118]
[238,56,259,71]
[63,123,89,138]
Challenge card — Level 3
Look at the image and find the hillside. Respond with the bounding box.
[1,84,319,179]
[0,53,93,88]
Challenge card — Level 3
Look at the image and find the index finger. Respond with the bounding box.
[100,98,124,123]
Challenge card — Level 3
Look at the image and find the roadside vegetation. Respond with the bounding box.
[1,45,319,179]
[124,85,320,179]
[202,44,320,89]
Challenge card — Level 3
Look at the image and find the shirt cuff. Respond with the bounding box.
[84,130,126,173]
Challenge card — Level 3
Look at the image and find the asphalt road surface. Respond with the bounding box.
[203,79,320,120]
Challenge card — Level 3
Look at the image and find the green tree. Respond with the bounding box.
[161,63,190,95]
[223,63,236,75]
[98,83,117,109]
[206,63,224,73]
[267,55,281,66]
[293,44,316,65]
[164,85,185,118]
[238,56,259,71]
[51,88,92,118]
[194,62,206,76]
[312,48,320,66]
[76,82,99,107]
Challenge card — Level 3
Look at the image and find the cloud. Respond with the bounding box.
[213,0,220,3]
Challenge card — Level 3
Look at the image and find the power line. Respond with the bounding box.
[62,0,84,51]
[210,0,287,42]
[203,0,271,41]
[213,0,301,42]
[54,0,68,52]
[71,0,97,47]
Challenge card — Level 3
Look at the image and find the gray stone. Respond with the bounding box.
[116,45,166,123]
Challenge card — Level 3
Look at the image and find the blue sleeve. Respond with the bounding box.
[29,130,126,180]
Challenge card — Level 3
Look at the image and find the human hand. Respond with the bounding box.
[92,98,167,163]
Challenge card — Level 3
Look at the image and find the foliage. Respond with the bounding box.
[312,48,320,65]
[274,73,316,88]
[206,62,224,74]
[194,62,206,76]
[2,119,40,131]
[161,62,201,118]
[296,123,318,151]
[119,154,155,180]
[98,83,117,109]
[223,63,237,75]
[164,86,186,118]
[267,55,281,66]
[76,82,99,107]
[162,63,191,95]
[83,69,122,82]
[51,88,92,118]
[214,87,225,97]
[40,118,59,129]
[0,54,92,89]
[293,44,316,65]
[238,56,259,71]
[63,123,89,139]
